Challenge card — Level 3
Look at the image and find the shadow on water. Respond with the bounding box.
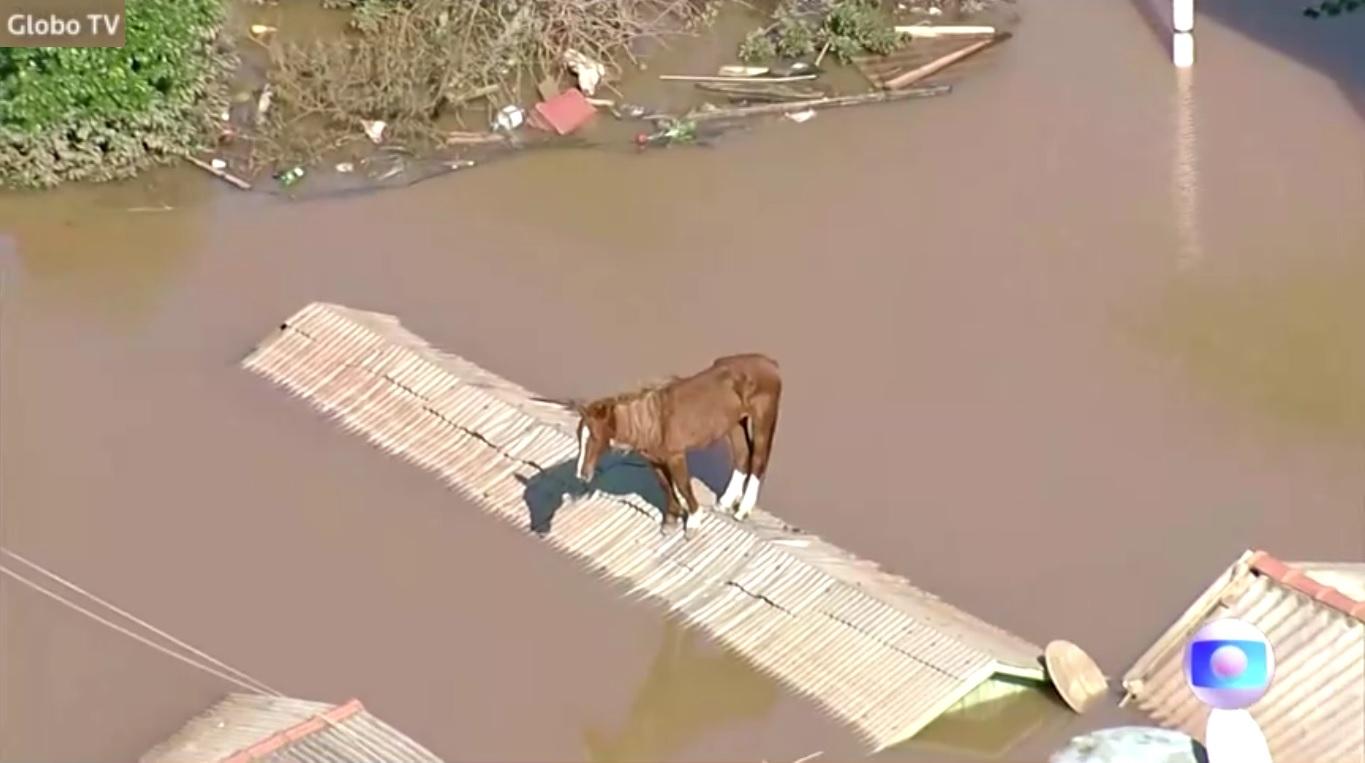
[582,619,781,763]
[520,441,734,535]
[1128,0,1365,121]
[1203,0,1365,120]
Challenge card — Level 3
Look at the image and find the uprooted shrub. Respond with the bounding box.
[0,0,234,189]
[739,0,901,64]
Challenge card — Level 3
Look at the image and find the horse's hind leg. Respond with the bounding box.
[717,421,752,514]
[737,392,780,521]
[667,454,705,535]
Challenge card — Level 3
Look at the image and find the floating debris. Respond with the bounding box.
[636,117,699,147]
[564,49,605,96]
[210,158,228,170]
[335,162,355,173]
[886,33,1011,89]
[661,73,817,83]
[1043,640,1108,714]
[769,61,823,77]
[785,109,817,123]
[611,103,652,120]
[249,23,277,37]
[445,131,507,145]
[184,155,252,190]
[531,89,596,135]
[275,166,306,188]
[493,105,525,131]
[683,84,950,123]
[895,24,998,37]
[698,81,829,102]
[361,119,387,144]
[718,64,770,77]
[255,84,274,124]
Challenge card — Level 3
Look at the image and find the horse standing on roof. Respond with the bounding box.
[571,354,782,533]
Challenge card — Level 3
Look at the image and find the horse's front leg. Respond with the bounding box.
[649,461,683,534]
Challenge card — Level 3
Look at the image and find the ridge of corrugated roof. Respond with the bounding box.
[141,694,445,763]
[1249,549,1365,621]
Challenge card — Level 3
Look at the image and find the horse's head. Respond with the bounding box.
[574,399,615,482]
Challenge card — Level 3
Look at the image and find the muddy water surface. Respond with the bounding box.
[2,0,1364,761]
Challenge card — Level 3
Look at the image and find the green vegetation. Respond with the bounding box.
[739,28,778,63]
[739,0,900,65]
[775,9,816,58]
[1303,0,1362,16]
[0,0,233,188]
[819,0,899,61]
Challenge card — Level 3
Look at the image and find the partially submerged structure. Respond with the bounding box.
[1122,549,1365,763]
[141,693,444,763]
[243,302,1060,751]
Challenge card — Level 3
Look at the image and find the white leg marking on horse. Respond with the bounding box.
[685,507,705,531]
[736,476,762,520]
[575,425,590,480]
[718,470,747,511]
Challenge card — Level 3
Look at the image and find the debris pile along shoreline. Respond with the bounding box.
[184,0,1018,196]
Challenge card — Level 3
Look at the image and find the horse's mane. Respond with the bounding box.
[598,375,679,450]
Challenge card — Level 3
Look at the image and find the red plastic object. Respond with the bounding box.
[532,89,596,135]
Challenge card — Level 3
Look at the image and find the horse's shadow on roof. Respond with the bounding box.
[518,444,732,536]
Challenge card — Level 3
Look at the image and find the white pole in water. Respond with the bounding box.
[1173,0,1195,67]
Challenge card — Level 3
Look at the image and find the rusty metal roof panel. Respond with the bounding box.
[140,694,444,763]
[242,302,1048,752]
[1122,549,1365,763]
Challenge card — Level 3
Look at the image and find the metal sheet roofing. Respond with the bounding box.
[241,302,1048,752]
[140,694,444,763]
[1121,549,1365,763]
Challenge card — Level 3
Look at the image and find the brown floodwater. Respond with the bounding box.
[2,0,1363,760]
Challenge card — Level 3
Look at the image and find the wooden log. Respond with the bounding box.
[446,131,508,145]
[183,155,252,190]
[695,82,828,102]
[660,74,818,84]
[883,32,1011,90]
[718,65,770,77]
[894,24,997,37]
[686,85,950,123]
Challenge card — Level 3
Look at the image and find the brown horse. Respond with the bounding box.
[572,354,781,532]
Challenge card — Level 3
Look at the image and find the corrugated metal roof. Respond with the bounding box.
[140,694,445,763]
[241,302,1048,752]
[1121,549,1365,763]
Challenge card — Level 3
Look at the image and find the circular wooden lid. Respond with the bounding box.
[1045,639,1109,714]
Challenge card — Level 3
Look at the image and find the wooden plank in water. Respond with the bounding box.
[852,34,1000,89]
